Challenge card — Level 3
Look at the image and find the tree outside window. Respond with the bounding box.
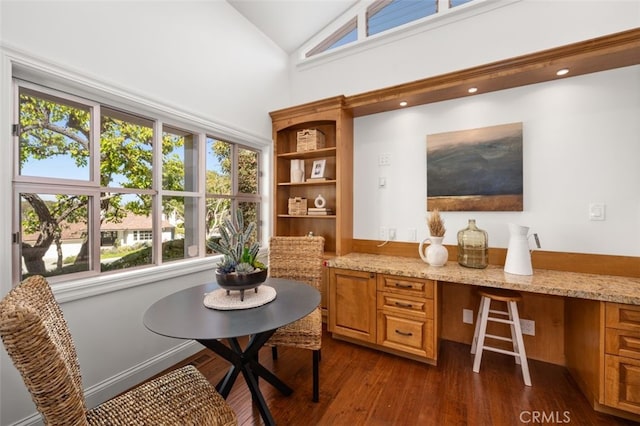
[14,82,260,282]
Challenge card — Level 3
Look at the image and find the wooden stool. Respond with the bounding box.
[471,287,532,386]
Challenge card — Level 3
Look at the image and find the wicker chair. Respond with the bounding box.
[0,275,237,426]
[267,235,324,402]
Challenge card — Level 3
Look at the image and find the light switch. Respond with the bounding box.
[378,176,386,188]
[589,203,605,221]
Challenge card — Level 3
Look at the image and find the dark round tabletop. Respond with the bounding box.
[143,278,320,340]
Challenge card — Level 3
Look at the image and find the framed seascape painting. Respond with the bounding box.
[426,122,523,211]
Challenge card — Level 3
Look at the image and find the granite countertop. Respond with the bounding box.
[328,253,640,305]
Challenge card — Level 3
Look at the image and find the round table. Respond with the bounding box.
[143,278,320,426]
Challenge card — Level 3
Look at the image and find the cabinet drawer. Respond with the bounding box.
[377,312,434,359]
[377,292,433,319]
[377,275,434,298]
[606,328,640,360]
[606,303,640,332]
[604,354,640,415]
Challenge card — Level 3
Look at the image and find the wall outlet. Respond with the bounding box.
[463,309,474,324]
[379,226,387,240]
[388,228,396,240]
[408,228,417,241]
[520,319,535,336]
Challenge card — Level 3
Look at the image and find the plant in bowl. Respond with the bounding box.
[206,210,267,300]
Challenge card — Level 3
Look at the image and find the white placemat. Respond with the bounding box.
[203,285,277,310]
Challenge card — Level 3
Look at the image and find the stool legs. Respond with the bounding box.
[509,300,531,385]
[471,295,532,386]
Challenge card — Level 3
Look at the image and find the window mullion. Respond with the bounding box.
[198,132,207,259]
[91,104,101,274]
[153,120,163,266]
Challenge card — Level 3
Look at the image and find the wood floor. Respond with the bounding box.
[176,330,638,426]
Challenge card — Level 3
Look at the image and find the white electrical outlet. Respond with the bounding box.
[378,153,391,166]
[388,228,396,240]
[463,309,474,324]
[408,228,417,241]
[520,319,535,336]
[379,226,387,240]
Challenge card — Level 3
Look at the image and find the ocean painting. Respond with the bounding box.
[427,122,523,211]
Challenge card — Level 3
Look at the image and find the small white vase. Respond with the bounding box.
[418,236,448,267]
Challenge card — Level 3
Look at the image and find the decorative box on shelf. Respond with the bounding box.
[288,197,307,215]
[296,129,325,152]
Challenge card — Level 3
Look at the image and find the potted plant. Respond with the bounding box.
[206,209,267,300]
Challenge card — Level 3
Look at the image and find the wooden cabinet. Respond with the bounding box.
[269,96,353,258]
[328,268,438,364]
[377,274,437,361]
[566,300,640,421]
[271,97,354,318]
[604,303,640,415]
[328,268,377,343]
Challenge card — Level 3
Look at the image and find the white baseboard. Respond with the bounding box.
[9,341,202,426]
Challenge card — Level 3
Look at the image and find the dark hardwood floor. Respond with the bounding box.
[175,330,638,426]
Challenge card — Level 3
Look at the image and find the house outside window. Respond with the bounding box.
[13,80,261,284]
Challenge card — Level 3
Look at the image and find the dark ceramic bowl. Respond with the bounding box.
[215,268,268,291]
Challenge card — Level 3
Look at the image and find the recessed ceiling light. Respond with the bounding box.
[556,68,569,76]
[399,101,408,107]
[468,87,478,94]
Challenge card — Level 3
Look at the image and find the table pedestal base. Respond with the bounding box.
[198,330,292,426]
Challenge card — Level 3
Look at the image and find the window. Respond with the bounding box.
[205,139,262,254]
[450,0,473,8]
[306,17,358,58]
[367,0,437,37]
[14,80,261,283]
[304,0,479,59]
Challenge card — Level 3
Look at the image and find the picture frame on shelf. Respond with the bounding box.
[310,159,326,179]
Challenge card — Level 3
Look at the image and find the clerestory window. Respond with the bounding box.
[13,80,261,284]
[305,0,478,59]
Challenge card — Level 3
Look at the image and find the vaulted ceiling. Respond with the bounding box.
[227,0,358,54]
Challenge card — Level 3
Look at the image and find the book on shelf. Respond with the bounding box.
[307,208,333,215]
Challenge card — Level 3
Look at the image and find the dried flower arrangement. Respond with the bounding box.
[427,209,446,237]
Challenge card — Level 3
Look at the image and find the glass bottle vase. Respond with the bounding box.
[457,219,488,269]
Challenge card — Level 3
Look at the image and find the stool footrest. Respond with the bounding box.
[485,333,513,343]
[482,345,520,358]
[487,317,516,325]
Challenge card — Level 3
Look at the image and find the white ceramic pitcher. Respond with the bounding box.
[419,236,448,267]
[504,223,535,275]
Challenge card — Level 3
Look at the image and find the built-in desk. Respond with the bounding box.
[328,253,640,305]
[327,252,640,421]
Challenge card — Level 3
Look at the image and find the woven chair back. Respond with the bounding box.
[0,275,89,425]
[268,236,324,290]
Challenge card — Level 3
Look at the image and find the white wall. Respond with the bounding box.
[288,0,640,257]
[0,1,288,424]
[354,65,640,256]
[290,0,640,105]
[1,0,289,136]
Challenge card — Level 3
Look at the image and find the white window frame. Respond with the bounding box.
[5,52,269,298]
[298,0,521,67]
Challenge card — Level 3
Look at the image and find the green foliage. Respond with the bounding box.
[18,93,187,274]
[206,209,262,273]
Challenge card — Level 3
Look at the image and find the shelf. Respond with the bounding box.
[277,214,336,219]
[277,147,336,160]
[278,180,337,186]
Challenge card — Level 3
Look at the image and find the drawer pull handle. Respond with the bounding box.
[395,302,413,308]
[395,283,412,289]
[395,329,413,337]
